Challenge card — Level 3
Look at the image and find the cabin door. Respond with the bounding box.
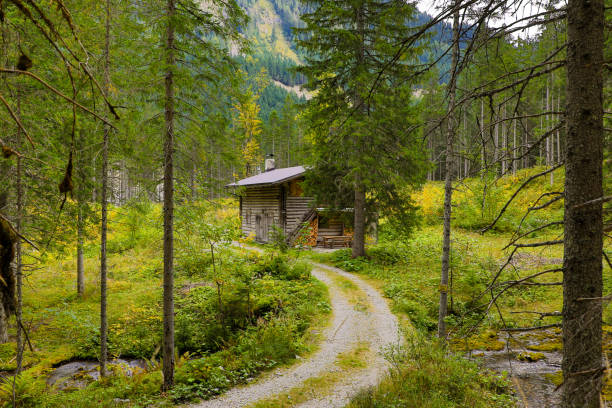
[255,213,270,242]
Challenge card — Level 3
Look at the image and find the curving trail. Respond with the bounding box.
[190,255,402,408]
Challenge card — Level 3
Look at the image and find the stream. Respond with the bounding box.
[472,329,563,407]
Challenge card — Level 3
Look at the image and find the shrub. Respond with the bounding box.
[348,335,514,408]
[367,245,404,266]
[177,252,213,277]
[269,225,289,253]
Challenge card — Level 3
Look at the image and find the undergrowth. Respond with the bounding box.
[1,200,330,407]
[348,336,515,408]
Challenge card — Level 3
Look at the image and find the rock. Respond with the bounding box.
[47,358,147,390]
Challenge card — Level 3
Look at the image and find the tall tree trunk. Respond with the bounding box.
[562,0,604,405]
[190,158,196,201]
[540,97,544,163]
[522,119,528,169]
[351,4,366,259]
[463,109,468,177]
[480,99,485,177]
[493,117,499,172]
[438,7,460,340]
[500,104,506,175]
[162,0,176,391]
[76,205,85,296]
[99,0,111,378]
[557,88,562,164]
[15,85,23,372]
[352,184,366,258]
[76,129,85,297]
[547,78,554,185]
[512,118,517,175]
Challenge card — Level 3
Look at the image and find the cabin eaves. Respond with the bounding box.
[226,166,306,187]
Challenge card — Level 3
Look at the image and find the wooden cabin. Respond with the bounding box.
[227,159,351,247]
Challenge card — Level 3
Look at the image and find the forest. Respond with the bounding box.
[0,0,609,407]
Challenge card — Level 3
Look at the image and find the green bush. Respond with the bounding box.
[171,319,304,403]
[367,244,404,265]
[348,335,514,408]
[269,225,289,253]
[106,199,160,254]
[330,249,367,272]
[178,252,213,277]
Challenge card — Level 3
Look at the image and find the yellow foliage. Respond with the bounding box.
[411,167,566,231]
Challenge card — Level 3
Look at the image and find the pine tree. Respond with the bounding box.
[296,0,428,256]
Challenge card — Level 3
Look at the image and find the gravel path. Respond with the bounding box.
[190,257,402,408]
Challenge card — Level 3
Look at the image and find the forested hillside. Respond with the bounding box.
[236,0,453,119]
[0,0,609,407]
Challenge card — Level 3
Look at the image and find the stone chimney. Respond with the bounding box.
[265,153,276,172]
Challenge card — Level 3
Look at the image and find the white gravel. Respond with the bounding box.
[189,259,402,408]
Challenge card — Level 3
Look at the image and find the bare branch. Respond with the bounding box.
[0,213,39,250]
[0,93,34,147]
[573,195,612,209]
[482,163,564,233]
[0,69,116,128]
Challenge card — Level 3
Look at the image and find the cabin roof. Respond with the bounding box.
[227,166,306,187]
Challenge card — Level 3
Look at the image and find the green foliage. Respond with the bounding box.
[175,200,240,277]
[329,249,367,272]
[171,253,325,402]
[104,199,160,255]
[317,225,563,335]
[0,373,46,408]
[269,225,289,253]
[171,319,300,402]
[297,0,429,240]
[348,336,515,408]
[413,168,565,233]
[29,371,167,408]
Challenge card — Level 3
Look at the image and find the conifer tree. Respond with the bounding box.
[296,0,428,256]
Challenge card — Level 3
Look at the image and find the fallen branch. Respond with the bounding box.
[513,281,562,286]
[510,311,562,318]
[573,195,612,209]
[504,221,564,250]
[577,294,612,302]
[529,195,563,211]
[501,323,561,332]
[513,239,563,248]
[493,268,563,290]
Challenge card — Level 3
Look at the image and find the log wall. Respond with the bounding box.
[241,186,281,242]
[285,196,314,234]
[240,180,332,244]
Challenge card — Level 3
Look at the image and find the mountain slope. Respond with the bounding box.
[235,1,452,118]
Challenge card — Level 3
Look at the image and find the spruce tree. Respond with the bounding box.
[296,0,428,255]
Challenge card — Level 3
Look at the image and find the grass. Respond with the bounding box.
[307,168,611,407]
[2,200,332,407]
[347,335,515,408]
[5,167,609,407]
